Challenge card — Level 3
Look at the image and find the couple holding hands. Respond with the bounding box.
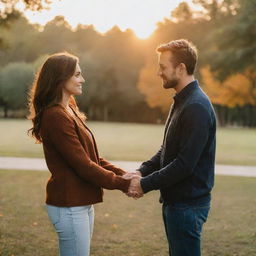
[28,39,216,256]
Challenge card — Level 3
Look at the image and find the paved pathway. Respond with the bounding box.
[0,156,256,177]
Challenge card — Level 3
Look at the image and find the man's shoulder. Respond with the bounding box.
[184,88,216,124]
[187,87,213,109]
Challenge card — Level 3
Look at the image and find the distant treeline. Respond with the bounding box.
[0,0,255,126]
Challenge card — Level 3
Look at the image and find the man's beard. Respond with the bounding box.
[162,75,179,89]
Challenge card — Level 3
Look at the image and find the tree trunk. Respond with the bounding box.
[103,105,109,121]
[4,105,8,118]
[88,107,94,120]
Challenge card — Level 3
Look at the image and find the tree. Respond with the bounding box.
[199,0,256,108]
[0,13,40,66]
[201,66,256,126]
[137,60,173,112]
[209,0,256,76]
[201,66,255,106]
[0,0,55,49]
[192,0,237,20]
[0,62,34,117]
[93,26,145,102]
[37,16,76,54]
[0,0,52,14]
[171,2,193,22]
[81,67,121,121]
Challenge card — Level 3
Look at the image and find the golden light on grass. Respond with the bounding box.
[1,170,256,255]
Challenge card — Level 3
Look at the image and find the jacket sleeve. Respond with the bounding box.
[43,109,130,192]
[137,146,162,177]
[140,103,211,193]
[99,157,126,176]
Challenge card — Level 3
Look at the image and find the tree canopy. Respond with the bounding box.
[0,0,255,126]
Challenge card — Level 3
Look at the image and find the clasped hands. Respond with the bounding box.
[122,171,143,199]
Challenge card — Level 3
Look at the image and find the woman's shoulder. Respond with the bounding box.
[44,104,64,114]
[42,105,72,124]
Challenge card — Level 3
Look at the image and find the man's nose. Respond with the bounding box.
[157,68,162,76]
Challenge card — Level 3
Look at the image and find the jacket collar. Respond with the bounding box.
[173,80,198,104]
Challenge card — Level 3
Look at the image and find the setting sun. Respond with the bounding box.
[23,0,191,39]
[133,25,156,39]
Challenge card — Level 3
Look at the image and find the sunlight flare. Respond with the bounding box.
[23,0,190,39]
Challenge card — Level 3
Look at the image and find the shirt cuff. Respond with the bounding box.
[140,176,156,193]
[137,165,151,177]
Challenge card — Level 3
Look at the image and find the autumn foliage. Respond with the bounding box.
[201,67,256,107]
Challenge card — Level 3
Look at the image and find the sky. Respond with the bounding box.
[21,0,196,39]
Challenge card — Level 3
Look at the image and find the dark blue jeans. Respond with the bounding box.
[162,201,210,256]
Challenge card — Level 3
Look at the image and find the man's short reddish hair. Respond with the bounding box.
[157,39,198,75]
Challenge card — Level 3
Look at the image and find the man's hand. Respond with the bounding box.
[126,175,143,199]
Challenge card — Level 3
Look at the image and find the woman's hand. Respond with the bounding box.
[122,171,141,180]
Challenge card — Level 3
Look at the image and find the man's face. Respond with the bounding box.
[157,51,179,89]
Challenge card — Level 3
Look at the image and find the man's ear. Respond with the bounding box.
[179,63,187,74]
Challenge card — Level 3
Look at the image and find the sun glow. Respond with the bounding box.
[23,0,191,39]
[133,25,156,39]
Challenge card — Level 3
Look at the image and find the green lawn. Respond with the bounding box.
[0,170,256,256]
[0,119,256,165]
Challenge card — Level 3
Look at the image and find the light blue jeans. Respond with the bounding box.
[46,204,94,256]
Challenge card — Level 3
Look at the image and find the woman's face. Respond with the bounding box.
[63,63,85,96]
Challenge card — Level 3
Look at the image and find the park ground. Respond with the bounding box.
[0,119,256,165]
[0,119,256,255]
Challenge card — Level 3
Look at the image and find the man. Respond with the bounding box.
[125,39,216,256]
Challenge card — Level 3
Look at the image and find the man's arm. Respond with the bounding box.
[123,147,163,198]
[133,104,174,178]
[137,146,163,177]
[122,148,162,181]
[140,103,211,193]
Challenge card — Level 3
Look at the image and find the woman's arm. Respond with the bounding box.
[99,158,127,176]
[42,108,130,192]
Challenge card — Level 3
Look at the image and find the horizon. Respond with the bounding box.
[16,0,198,39]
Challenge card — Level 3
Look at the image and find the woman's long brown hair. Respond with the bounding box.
[28,52,84,143]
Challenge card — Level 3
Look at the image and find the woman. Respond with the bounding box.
[28,52,131,256]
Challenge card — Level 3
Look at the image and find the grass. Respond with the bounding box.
[216,127,256,166]
[0,119,256,165]
[0,169,256,256]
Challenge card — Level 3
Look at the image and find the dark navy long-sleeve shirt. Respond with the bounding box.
[139,80,216,204]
